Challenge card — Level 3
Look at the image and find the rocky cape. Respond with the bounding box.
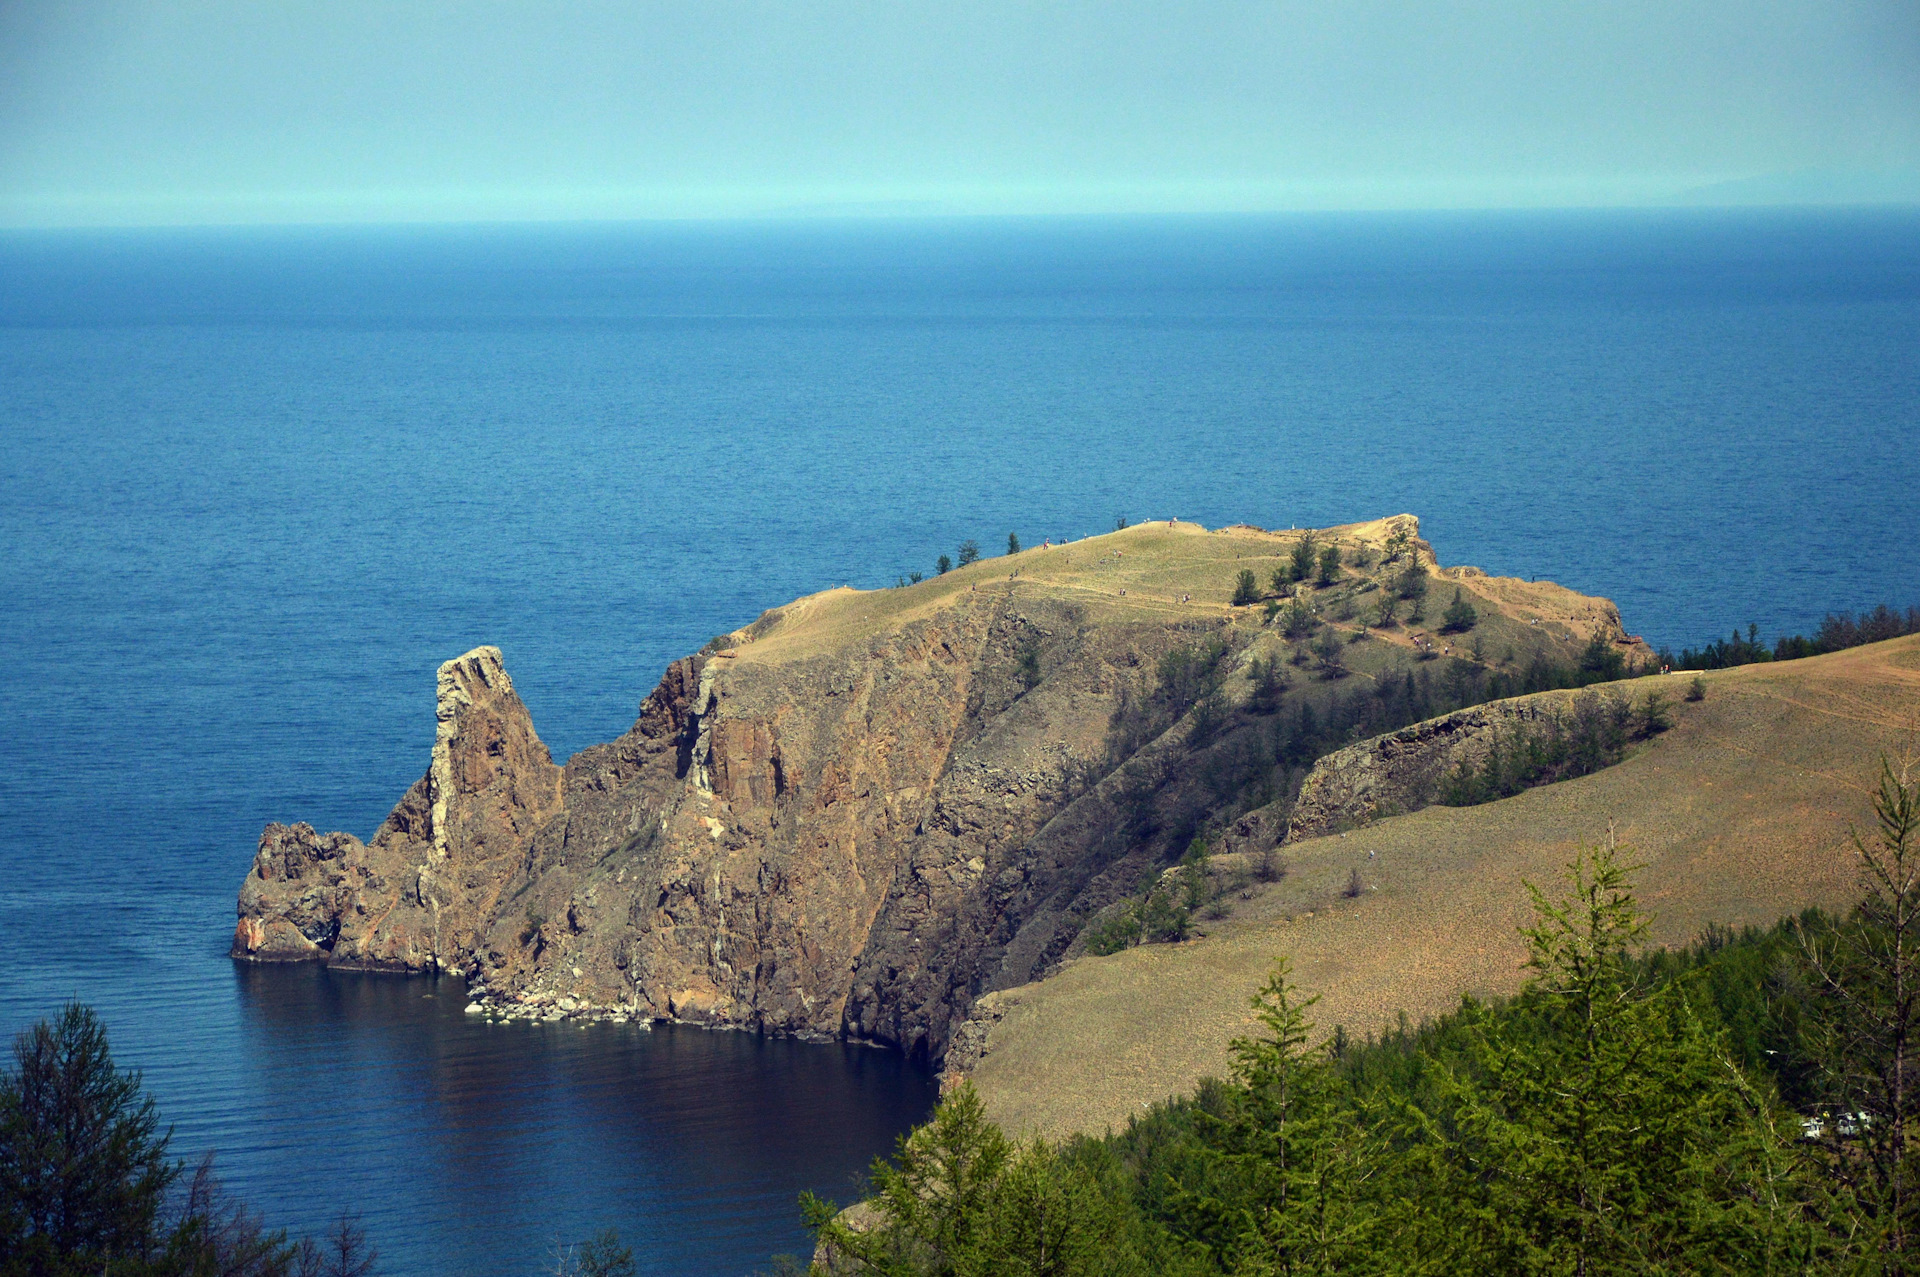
[234,516,1647,1063]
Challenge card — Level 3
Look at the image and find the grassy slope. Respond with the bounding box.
[727,515,1626,672]
[970,634,1920,1141]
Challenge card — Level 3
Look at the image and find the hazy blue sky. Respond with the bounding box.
[2,0,1916,225]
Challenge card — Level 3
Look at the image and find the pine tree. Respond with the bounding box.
[1801,756,1920,1271]
[0,1003,177,1265]
[1398,835,1821,1273]
[1290,536,1317,588]
[803,1083,1011,1273]
[1315,546,1341,588]
[1233,570,1261,607]
[1177,961,1376,1273]
[1442,591,1478,633]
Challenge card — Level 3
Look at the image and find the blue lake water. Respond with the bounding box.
[2,209,1918,1274]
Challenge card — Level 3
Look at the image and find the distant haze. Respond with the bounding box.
[2,0,1917,226]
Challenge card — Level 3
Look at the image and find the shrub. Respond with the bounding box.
[1177,839,1212,911]
[1083,903,1143,956]
[1344,867,1366,898]
[1316,545,1342,586]
[1155,635,1231,716]
[1140,887,1191,943]
[909,571,924,584]
[1186,691,1228,745]
[1263,598,1282,624]
[1441,590,1478,632]
[1313,627,1347,677]
[1254,848,1285,882]
[1007,533,1021,556]
[958,539,981,566]
[1687,675,1707,702]
[937,554,952,575]
[1017,641,1042,691]
[1247,656,1289,712]
[1114,515,1128,530]
[1231,569,1260,606]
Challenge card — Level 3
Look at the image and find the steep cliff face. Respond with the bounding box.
[234,647,562,968]
[234,516,1645,1062]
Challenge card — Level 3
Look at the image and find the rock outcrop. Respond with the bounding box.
[1285,695,1570,841]
[234,517,1647,1063]
[234,647,562,969]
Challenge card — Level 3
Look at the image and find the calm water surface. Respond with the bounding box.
[2,210,1917,1274]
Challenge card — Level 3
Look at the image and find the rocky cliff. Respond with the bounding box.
[234,516,1647,1063]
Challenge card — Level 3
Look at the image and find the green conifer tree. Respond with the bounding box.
[1442,591,1478,633]
[1398,837,1820,1272]
[1290,536,1317,588]
[1801,756,1920,1270]
[1177,961,1376,1273]
[1316,545,1341,587]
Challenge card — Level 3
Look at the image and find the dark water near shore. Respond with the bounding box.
[2,209,1917,1274]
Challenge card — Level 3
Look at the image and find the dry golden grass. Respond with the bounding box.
[970,635,1920,1142]
[729,516,1626,668]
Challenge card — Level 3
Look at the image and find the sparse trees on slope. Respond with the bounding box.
[957,541,981,567]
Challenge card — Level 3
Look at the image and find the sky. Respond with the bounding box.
[1,0,1917,226]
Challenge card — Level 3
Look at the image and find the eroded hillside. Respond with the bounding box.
[234,515,1642,1063]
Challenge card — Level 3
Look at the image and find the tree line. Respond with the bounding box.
[1661,604,1920,672]
[797,758,1920,1275]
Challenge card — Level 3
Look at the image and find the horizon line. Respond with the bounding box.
[3,198,1918,235]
